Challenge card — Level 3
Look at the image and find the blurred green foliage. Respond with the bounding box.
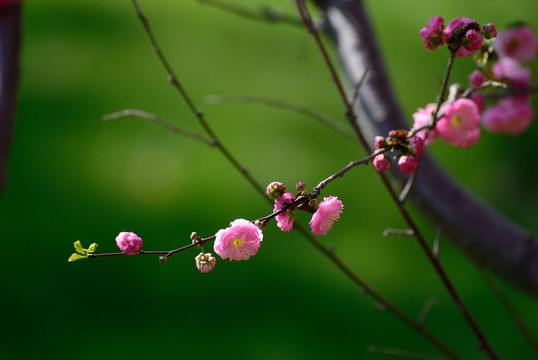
[1,0,537,359]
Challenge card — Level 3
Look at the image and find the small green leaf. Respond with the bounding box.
[87,243,98,253]
[74,240,86,255]
[68,253,87,262]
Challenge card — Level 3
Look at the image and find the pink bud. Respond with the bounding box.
[373,154,390,172]
[419,16,446,50]
[265,181,286,200]
[468,70,488,87]
[482,23,497,39]
[195,252,216,273]
[398,156,418,175]
[115,232,144,256]
[374,136,385,149]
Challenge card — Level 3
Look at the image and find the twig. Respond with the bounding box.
[205,94,356,142]
[197,0,303,27]
[368,345,449,360]
[102,109,216,146]
[418,298,439,327]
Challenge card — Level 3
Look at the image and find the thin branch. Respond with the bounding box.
[383,228,414,237]
[205,94,356,142]
[102,109,216,146]
[131,0,265,195]
[478,267,538,355]
[433,228,442,259]
[197,0,303,27]
[351,68,369,107]
[368,345,449,360]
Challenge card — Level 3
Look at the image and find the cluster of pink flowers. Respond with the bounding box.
[373,130,424,175]
[414,19,536,150]
[420,16,496,57]
[116,231,144,255]
[267,181,344,235]
[478,25,536,134]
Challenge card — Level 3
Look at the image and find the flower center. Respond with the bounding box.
[452,116,462,126]
[233,238,243,247]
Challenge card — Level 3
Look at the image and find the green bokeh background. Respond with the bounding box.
[1,0,537,359]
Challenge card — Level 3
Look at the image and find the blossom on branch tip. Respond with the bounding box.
[266,181,286,200]
[443,17,483,57]
[214,219,263,261]
[195,252,216,273]
[274,192,296,232]
[494,25,538,63]
[115,232,144,256]
[398,156,418,175]
[436,98,480,148]
[373,154,390,172]
[419,16,446,50]
[309,196,343,236]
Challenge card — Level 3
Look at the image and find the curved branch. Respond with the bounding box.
[0,3,21,195]
[314,0,538,296]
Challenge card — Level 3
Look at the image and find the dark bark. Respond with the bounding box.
[0,3,21,195]
[314,0,538,296]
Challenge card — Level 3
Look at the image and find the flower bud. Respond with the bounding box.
[373,154,391,172]
[195,252,216,273]
[265,181,286,200]
[115,232,143,256]
[398,156,418,175]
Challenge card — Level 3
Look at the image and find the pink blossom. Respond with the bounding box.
[436,98,480,148]
[195,252,216,273]
[373,154,390,172]
[443,17,483,57]
[482,23,497,39]
[491,57,531,88]
[419,16,446,50]
[398,156,418,175]
[309,196,343,236]
[274,192,296,232]
[265,181,286,200]
[412,103,438,146]
[468,70,487,88]
[494,25,538,63]
[214,219,263,261]
[115,231,144,256]
[482,97,534,134]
